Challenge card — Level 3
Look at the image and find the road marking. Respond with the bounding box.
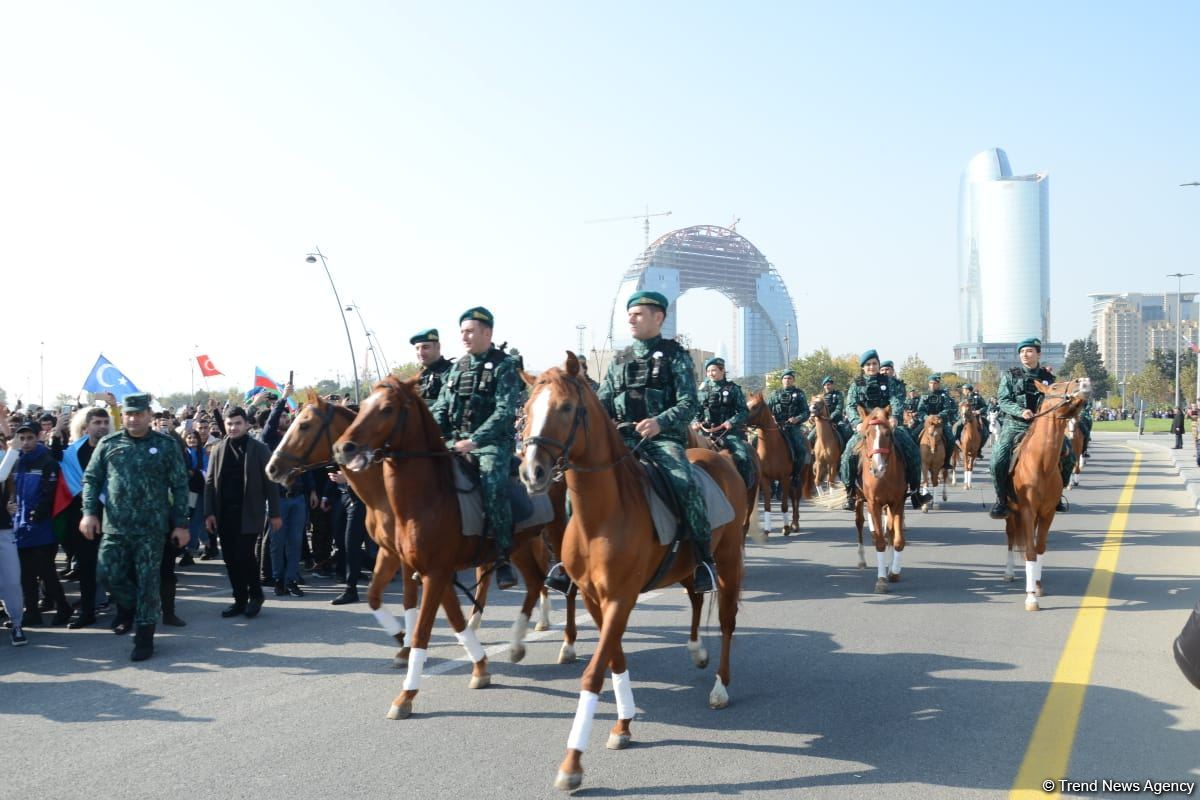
[1010,448,1141,799]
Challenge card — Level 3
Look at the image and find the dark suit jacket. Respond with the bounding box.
[204,434,280,534]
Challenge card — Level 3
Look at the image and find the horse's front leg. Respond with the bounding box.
[889,502,905,582]
[364,548,407,667]
[387,571,449,720]
[869,503,890,593]
[558,584,579,664]
[685,584,708,668]
[1020,509,1040,611]
[508,541,546,663]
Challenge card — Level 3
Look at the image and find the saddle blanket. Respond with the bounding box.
[453,459,555,538]
[646,463,737,546]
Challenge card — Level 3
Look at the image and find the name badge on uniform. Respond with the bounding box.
[722,391,729,397]
[484,363,493,370]
[149,447,158,455]
[653,351,663,359]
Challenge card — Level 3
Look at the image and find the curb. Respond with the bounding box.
[1128,437,1200,514]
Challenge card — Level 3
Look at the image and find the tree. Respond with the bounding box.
[1061,338,1111,399]
[1129,362,1172,407]
[391,362,422,381]
[1150,348,1196,402]
[977,363,1000,398]
[937,372,965,394]
[897,354,931,391]
[782,348,858,397]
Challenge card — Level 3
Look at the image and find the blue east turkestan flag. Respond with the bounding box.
[82,354,140,401]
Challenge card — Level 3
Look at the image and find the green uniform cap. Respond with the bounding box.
[821,375,834,385]
[409,328,439,345]
[881,359,894,369]
[781,369,795,378]
[459,307,494,327]
[928,374,941,383]
[963,383,974,390]
[860,349,879,367]
[1017,337,1042,352]
[704,357,725,370]
[626,290,670,314]
[121,392,152,412]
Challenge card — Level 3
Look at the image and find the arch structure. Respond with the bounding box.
[608,225,798,377]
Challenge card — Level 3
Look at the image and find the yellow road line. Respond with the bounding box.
[1010,448,1141,799]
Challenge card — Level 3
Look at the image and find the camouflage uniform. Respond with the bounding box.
[83,428,190,626]
[598,335,708,546]
[696,377,755,489]
[1078,403,1093,452]
[839,375,922,490]
[954,390,990,449]
[811,387,852,446]
[430,345,522,553]
[989,365,1075,505]
[417,356,453,403]
[916,387,957,467]
[766,384,811,477]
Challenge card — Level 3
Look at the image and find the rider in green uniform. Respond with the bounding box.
[916,374,957,470]
[411,328,453,403]
[988,338,1075,519]
[811,376,852,447]
[954,383,990,450]
[766,369,811,482]
[596,291,717,593]
[695,357,756,490]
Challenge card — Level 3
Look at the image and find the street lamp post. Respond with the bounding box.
[306,247,361,405]
[345,303,384,383]
[1168,272,1194,410]
[1184,182,1200,405]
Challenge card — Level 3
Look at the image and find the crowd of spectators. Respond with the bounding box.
[0,384,378,649]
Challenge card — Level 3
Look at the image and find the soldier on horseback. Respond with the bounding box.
[812,376,851,446]
[766,369,810,483]
[411,328,453,403]
[916,374,957,470]
[597,291,717,593]
[880,360,905,400]
[954,382,990,451]
[840,350,930,511]
[988,338,1075,519]
[429,307,522,590]
[695,357,756,490]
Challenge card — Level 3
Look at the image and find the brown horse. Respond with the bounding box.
[746,392,804,535]
[1067,417,1085,489]
[917,414,948,509]
[808,396,842,496]
[519,354,746,792]
[1003,377,1091,611]
[331,377,549,719]
[691,423,764,542]
[951,401,981,490]
[853,407,909,591]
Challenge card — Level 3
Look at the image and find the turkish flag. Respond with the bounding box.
[197,354,223,377]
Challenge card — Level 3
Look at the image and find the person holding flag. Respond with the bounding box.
[82,355,140,402]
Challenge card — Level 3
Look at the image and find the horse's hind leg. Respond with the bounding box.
[364,549,408,668]
[855,501,867,569]
[438,580,491,689]
[467,565,489,631]
[508,542,545,663]
[888,504,905,582]
[711,527,742,710]
[685,586,708,668]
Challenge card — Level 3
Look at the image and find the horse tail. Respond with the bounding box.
[746,497,766,544]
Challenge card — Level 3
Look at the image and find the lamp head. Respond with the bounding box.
[305,254,318,263]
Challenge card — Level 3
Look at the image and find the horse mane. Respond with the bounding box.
[534,367,643,501]
[380,375,454,485]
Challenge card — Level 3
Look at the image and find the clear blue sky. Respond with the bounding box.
[2,2,1197,401]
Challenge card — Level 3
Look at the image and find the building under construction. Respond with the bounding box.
[607,225,798,377]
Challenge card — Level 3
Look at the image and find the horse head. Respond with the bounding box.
[266,391,351,484]
[745,392,769,426]
[1035,377,1093,419]
[809,396,827,419]
[333,375,427,472]
[520,351,597,495]
[958,400,975,423]
[859,408,894,478]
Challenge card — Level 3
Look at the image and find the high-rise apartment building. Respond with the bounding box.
[1090,292,1199,382]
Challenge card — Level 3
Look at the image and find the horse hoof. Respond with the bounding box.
[782,526,791,536]
[874,578,889,594]
[857,560,867,569]
[1036,585,1044,597]
[468,672,491,689]
[554,771,583,791]
[557,644,577,664]
[1003,574,1014,583]
[509,643,526,663]
[606,733,632,750]
[922,503,932,513]
[467,612,482,631]
[534,619,550,632]
[708,677,730,709]
[1025,598,1039,612]
[393,655,408,669]
[888,571,901,583]
[386,700,412,720]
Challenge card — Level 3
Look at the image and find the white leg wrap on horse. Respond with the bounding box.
[891,550,902,574]
[372,607,403,636]
[402,648,428,691]
[612,671,636,721]
[567,691,600,752]
[539,593,552,625]
[455,628,487,663]
[1025,562,1037,595]
[876,551,888,579]
[403,608,419,648]
[511,612,530,644]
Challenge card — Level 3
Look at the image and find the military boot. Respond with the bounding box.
[692,542,718,594]
[111,606,135,635]
[989,492,1010,520]
[494,558,518,591]
[1056,497,1068,513]
[130,624,155,662]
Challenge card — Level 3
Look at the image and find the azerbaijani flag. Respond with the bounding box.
[53,438,89,517]
[251,367,297,409]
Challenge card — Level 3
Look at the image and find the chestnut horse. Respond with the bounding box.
[265,394,554,667]
[917,414,948,509]
[519,354,747,792]
[1066,417,1085,489]
[951,400,981,489]
[1003,377,1091,611]
[808,396,842,496]
[853,407,909,591]
[332,377,549,719]
[746,392,804,535]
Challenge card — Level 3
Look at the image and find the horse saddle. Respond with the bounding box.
[451,456,555,538]
[640,458,736,547]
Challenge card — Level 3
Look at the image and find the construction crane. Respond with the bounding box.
[585,207,673,250]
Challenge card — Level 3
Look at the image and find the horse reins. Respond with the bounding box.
[520,376,646,481]
[269,402,341,477]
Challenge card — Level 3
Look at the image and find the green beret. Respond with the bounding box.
[626,290,670,314]
[409,328,439,345]
[1017,337,1042,353]
[781,369,795,378]
[963,383,974,390]
[459,307,494,327]
[860,349,879,367]
[704,357,726,370]
[122,392,152,412]
[881,360,894,369]
[821,375,834,385]
[928,374,941,383]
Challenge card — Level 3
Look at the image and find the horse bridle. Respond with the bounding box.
[366,389,454,463]
[866,417,892,456]
[269,402,340,478]
[520,376,643,480]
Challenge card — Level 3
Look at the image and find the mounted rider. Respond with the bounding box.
[1077,400,1093,457]
[954,382,990,450]
[411,328,453,403]
[988,338,1075,519]
[916,374,957,470]
[597,291,717,593]
[766,369,811,482]
[839,350,931,511]
[577,355,600,392]
[880,360,906,401]
[429,307,522,590]
[811,376,852,446]
[695,357,756,490]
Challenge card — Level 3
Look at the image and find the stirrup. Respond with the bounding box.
[692,561,717,594]
[544,562,572,595]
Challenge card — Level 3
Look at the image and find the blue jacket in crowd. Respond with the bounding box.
[13,443,60,548]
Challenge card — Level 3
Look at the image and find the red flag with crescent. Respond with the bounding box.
[197,354,223,377]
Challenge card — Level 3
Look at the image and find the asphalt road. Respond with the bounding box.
[4,433,1199,799]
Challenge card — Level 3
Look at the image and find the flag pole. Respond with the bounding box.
[190,349,196,407]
